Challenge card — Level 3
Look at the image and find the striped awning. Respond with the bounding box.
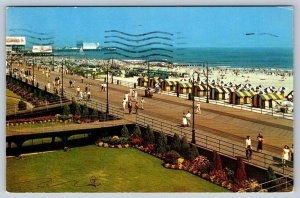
[179,82,193,88]
[195,85,206,91]
[236,91,257,97]
[214,87,224,93]
[224,87,235,93]
[208,84,215,89]
[165,80,177,86]
[138,77,148,82]
[260,93,284,101]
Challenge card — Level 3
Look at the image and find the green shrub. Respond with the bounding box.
[164,150,180,164]
[18,100,27,111]
[132,125,142,138]
[171,133,181,153]
[143,125,154,145]
[91,109,99,121]
[189,145,199,161]
[155,132,168,153]
[120,125,129,137]
[82,105,89,118]
[74,103,81,116]
[181,136,190,159]
[63,105,71,116]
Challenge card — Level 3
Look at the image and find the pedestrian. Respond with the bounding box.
[135,101,139,114]
[257,132,264,153]
[128,100,132,114]
[87,90,91,101]
[47,82,51,91]
[290,144,294,161]
[76,86,80,96]
[78,90,82,101]
[81,76,84,83]
[245,136,252,160]
[282,145,290,166]
[141,97,145,110]
[186,111,191,126]
[134,92,138,101]
[196,102,201,114]
[85,84,88,92]
[182,112,187,127]
[122,98,127,113]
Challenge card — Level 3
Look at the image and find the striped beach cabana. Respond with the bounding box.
[137,77,148,87]
[252,93,284,109]
[176,82,193,94]
[194,84,207,97]
[229,90,257,105]
[206,84,215,99]
[162,80,177,92]
[210,87,226,100]
[150,77,163,88]
[223,87,235,100]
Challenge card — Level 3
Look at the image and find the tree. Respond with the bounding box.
[181,136,190,159]
[82,105,90,119]
[120,125,129,137]
[132,124,142,138]
[91,109,99,121]
[63,105,71,116]
[189,145,199,161]
[155,132,168,153]
[74,103,81,117]
[234,157,247,185]
[170,133,181,153]
[212,151,223,172]
[18,100,27,111]
[143,125,154,145]
[266,166,279,191]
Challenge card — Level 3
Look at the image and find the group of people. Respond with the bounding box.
[245,132,265,161]
[76,84,92,101]
[122,97,145,114]
[181,102,201,127]
[245,132,294,166]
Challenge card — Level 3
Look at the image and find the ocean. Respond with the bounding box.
[55,47,293,70]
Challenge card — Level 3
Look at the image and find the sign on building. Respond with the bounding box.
[32,45,53,53]
[6,37,26,45]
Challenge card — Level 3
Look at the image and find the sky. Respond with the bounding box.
[6,6,293,48]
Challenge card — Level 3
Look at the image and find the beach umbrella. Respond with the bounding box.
[220,81,224,84]
[250,87,255,91]
[258,91,264,94]
[271,86,275,90]
[279,86,286,91]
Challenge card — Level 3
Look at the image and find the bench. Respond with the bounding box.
[272,156,293,168]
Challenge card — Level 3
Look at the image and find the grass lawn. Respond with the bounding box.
[6,89,21,111]
[7,121,73,130]
[6,146,229,192]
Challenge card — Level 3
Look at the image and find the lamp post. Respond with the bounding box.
[32,57,35,86]
[106,60,109,119]
[191,71,199,144]
[205,62,209,103]
[61,59,64,97]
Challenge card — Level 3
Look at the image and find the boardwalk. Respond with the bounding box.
[8,67,294,176]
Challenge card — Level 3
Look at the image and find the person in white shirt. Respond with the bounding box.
[122,98,127,113]
[282,145,290,166]
[196,102,201,114]
[245,136,252,160]
[185,111,191,126]
[141,98,145,110]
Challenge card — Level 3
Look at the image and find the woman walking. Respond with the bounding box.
[182,112,187,127]
[282,145,290,166]
[257,132,264,153]
[122,98,127,113]
[135,101,139,114]
[128,100,132,114]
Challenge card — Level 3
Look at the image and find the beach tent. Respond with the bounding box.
[162,80,177,92]
[150,77,163,88]
[286,91,294,101]
[210,87,226,100]
[230,90,257,105]
[222,87,235,100]
[137,77,148,87]
[194,84,207,97]
[176,82,193,94]
[206,84,216,99]
[252,93,284,109]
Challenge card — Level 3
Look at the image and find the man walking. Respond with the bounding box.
[186,111,191,126]
[128,100,132,114]
[196,102,201,114]
[141,97,145,110]
[122,98,127,113]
